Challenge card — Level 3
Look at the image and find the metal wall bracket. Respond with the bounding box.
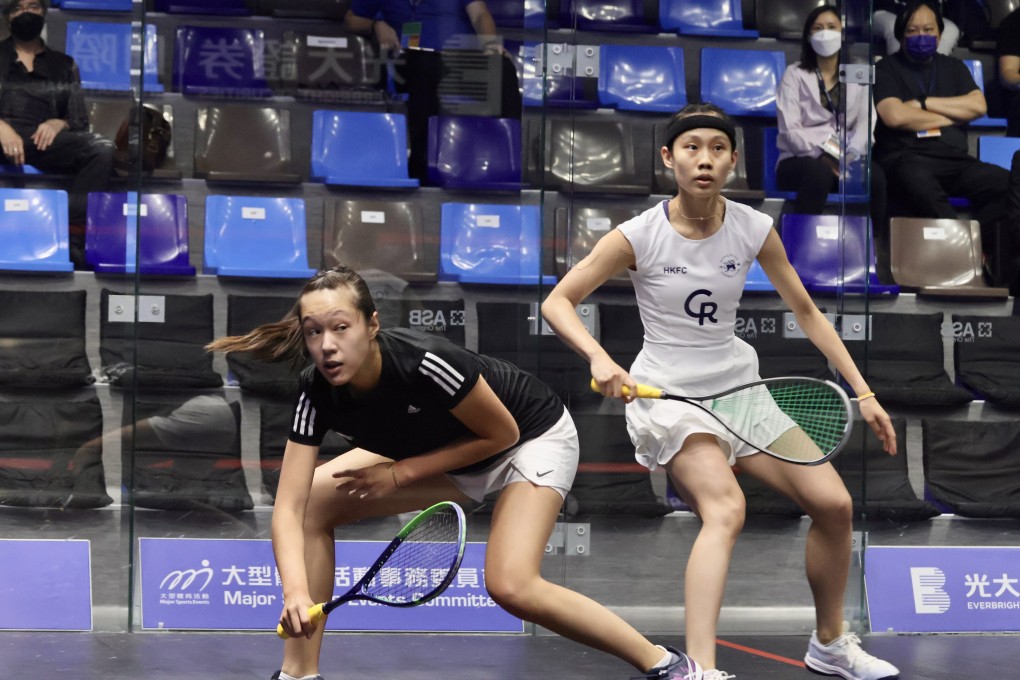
[528,302,597,339]
[782,312,837,339]
[107,294,166,323]
[838,314,871,341]
[537,43,599,78]
[840,64,874,86]
[545,522,591,556]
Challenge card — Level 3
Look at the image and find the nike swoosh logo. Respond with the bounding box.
[536,470,553,477]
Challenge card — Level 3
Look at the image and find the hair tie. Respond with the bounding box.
[857,391,876,402]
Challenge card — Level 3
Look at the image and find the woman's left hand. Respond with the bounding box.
[859,397,897,456]
[333,462,399,499]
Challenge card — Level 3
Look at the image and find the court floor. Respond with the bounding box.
[2,629,1016,679]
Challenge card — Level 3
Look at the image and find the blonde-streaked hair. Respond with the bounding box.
[205,265,377,364]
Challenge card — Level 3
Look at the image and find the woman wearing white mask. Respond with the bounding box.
[776,4,889,261]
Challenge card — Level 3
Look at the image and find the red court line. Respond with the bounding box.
[716,638,807,668]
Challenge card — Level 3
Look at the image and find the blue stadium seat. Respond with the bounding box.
[173,26,271,97]
[427,115,523,191]
[85,192,195,276]
[203,196,316,279]
[781,214,899,296]
[66,22,163,92]
[743,259,777,293]
[487,0,546,28]
[0,189,72,273]
[0,163,43,178]
[154,0,252,14]
[963,60,1008,128]
[598,44,687,112]
[310,110,418,188]
[560,0,658,32]
[439,202,554,285]
[700,47,785,117]
[977,135,1020,170]
[660,0,759,38]
[762,128,868,202]
[59,0,131,9]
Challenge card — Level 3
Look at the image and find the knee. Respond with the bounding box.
[806,488,853,528]
[484,569,539,617]
[697,493,746,538]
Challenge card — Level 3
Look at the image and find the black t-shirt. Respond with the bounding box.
[288,327,564,474]
[874,52,979,162]
[999,10,1020,128]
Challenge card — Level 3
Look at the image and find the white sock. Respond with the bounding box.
[278,673,319,680]
[651,645,677,669]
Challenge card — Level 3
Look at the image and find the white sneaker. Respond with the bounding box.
[804,624,900,680]
[702,671,736,680]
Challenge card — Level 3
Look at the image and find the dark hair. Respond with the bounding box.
[206,265,377,364]
[1,0,47,18]
[893,0,944,42]
[798,5,841,72]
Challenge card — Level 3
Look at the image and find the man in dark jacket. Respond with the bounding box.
[0,0,115,268]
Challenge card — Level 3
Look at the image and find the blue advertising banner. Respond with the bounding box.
[139,538,524,632]
[865,546,1020,633]
[0,540,92,631]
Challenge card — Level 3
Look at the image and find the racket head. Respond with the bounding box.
[323,500,467,614]
[702,377,852,465]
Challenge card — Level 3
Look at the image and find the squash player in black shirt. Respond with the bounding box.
[208,265,703,680]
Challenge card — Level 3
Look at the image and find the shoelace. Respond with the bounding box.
[703,671,736,680]
[835,632,879,669]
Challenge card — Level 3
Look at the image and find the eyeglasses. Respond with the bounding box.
[9,2,44,15]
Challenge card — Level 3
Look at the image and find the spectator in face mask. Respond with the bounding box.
[874,0,959,55]
[0,0,115,270]
[874,0,1018,292]
[776,4,888,259]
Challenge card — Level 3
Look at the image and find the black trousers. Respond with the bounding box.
[775,154,889,240]
[17,130,116,225]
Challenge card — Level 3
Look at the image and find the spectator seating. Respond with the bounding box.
[660,0,759,38]
[953,315,1020,407]
[66,22,163,92]
[762,128,868,202]
[98,288,223,388]
[278,32,384,103]
[535,116,651,194]
[598,302,643,375]
[844,312,973,407]
[487,0,546,28]
[226,295,306,398]
[558,0,659,32]
[310,110,418,188]
[0,395,111,509]
[977,135,1020,170]
[438,202,554,285]
[0,188,73,273]
[552,205,642,283]
[963,60,1008,128]
[701,47,785,117]
[60,0,131,9]
[923,418,1020,518]
[521,43,600,109]
[426,115,523,191]
[85,192,195,276]
[780,214,900,296]
[203,196,316,279]
[323,199,437,283]
[889,217,1010,299]
[598,44,687,112]
[0,290,93,388]
[173,26,271,97]
[255,0,346,18]
[126,394,251,512]
[658,125,764,200]
[833,417,941,522]
[194,106,301,184]
[87,100,182,180]
[754,0,822,39]
[259,401,351,500]
[743,259,777,293]
[155,0,253,14]
[734,308,832,379]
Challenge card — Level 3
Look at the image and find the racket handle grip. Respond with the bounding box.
[589,378,663,399]
[276,602,327,639]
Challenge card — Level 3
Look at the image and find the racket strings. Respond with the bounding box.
[359,508,462,605]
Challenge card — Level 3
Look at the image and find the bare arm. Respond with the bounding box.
[876,96,955,131]
[1000,55,1020,91]
[465,0,502,52]
[541,229,638,399]
[757,229,897,454]
[923,89,987,122]
[273,440,321,637]
[343,8,400,51]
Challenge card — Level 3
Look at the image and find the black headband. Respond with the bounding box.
[663,114,737,152]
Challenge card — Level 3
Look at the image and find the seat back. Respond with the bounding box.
[323,198,437,283]
[977,135,1020,170]
[438,202,552,285]
[781,214,899,295]
[85,192,195,275]
[487,0,547,27]
[889,217,1008,297]
[255,0,347,18]
[754,0,823,39]
[0,289,93,387]
[203,195,316,279]
[427,115,523,190]
[227,294,308,398]
[660,0,759,37]
[0,189,72,272]
[553,205,642,283]
[701,47,785,117]
[310,110,417,188]
[60,0,132,8]
[173,25,271,96]
[560,0,659,32]
[279,32,384,102]
[598,44,686,112]
[742,259,777,293]
[953,315,1020,407]
[541,117,651,193]
[194,106,300,183]
[155,0,252,14]
[963,60,1008,127]
[66,22,163,92]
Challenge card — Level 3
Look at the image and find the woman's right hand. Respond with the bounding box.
[279,591,317,640]
[590,358,637,403]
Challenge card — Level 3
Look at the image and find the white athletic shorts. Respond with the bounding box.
[447,407,578,502]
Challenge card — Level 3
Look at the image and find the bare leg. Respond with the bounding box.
[280,449,471,678]
[664,434,746,671]
[484,481,668,673]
